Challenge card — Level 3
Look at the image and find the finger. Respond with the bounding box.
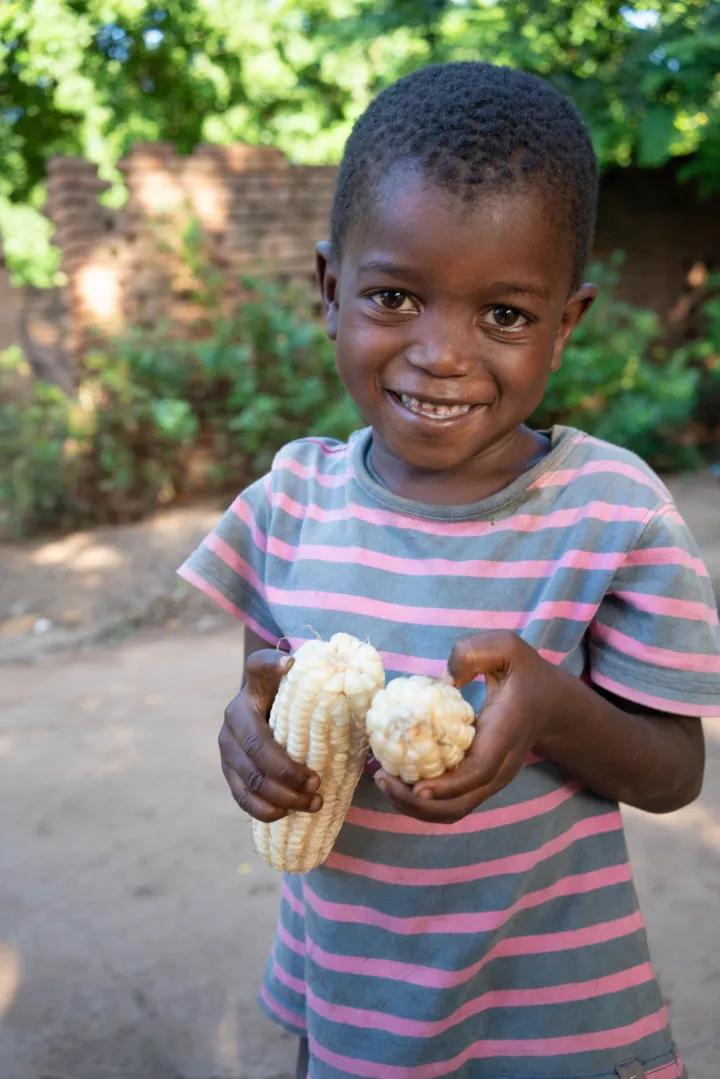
[223,764,288,823]
[245,648,294,706]
[376,772,481,824]
[446,630,520,689]
[223,698,319,793]
[243,723,320,793]
[415,743,522,803]
[230,747,324,813]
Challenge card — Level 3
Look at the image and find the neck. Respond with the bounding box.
[368,426,551,506]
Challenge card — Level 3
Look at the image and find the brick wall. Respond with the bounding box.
[43,143,337,369]
[3,147,719,380]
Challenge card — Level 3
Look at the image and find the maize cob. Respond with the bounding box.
[252,633,385,873]
[366,676,475,784]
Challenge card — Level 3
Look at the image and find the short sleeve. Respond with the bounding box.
[177,473,283,645]
[589,504,720,716]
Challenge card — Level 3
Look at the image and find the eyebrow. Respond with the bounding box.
[489,280,553,301]
[357,262,553,301]
[358,260,413,278]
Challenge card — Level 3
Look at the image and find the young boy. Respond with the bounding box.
[179,63,720,1078]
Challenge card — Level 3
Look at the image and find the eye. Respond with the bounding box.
[368,290,416,313]
[483,305,530,329]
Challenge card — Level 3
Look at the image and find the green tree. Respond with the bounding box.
[1,0,719,284]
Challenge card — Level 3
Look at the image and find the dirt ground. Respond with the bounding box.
[1,472,719,1079]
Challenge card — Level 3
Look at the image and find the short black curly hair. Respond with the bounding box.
[330,62,598,291]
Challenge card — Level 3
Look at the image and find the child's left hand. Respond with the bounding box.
[375,632,554,823]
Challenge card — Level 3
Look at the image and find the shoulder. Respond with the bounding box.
[551,426,673,517]
[267,433,356,497]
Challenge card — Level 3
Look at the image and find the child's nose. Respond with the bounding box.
[403,320,478,378]
[403,315,481,377]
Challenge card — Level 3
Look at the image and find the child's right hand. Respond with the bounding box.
[219,650,323,823]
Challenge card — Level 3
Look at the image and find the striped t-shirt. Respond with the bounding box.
[179,425,720,1079]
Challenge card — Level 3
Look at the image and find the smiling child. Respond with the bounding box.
[179,62,720,1079]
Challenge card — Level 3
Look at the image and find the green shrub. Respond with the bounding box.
[0,277,361,537]
[531,259,701,472]
[0,349,83,534]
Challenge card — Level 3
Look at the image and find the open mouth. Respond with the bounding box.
[389,391,478,420]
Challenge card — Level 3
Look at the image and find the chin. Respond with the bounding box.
[384,433,471,474]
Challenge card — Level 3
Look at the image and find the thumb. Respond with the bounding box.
[245,649,294,717]
[445,631,519,690]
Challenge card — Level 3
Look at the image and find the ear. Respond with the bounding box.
[550,282,597,372]
[315,241,340,341]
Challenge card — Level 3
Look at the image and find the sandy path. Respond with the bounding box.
[1,632,718,1078]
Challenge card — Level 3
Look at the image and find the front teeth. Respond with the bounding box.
[398,394,472,418]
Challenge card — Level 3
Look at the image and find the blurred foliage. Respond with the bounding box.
[532,257,712,472]
[1,1,720,284]
[2,246,719,538]
[0,265,360,537]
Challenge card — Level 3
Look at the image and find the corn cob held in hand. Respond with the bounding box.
[366,676,476,783]
[253,633,385,873]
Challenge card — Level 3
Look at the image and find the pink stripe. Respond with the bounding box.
[270,491,653,538]
[277,920,306,957]
[532,459,669,499]
[308,1010,669,1077]
[648,1057,685,1079]
[266,585,598,631]
[285,639,567,678]
[274,456,355,487]
[302,862,632,935]
[657,507,684,527]
[204,534,266,596]
[303,437,348,455]
[267,536,624,580]
[273,954,306,996]
[306,962,655,1037]
[230,496,268,552]
[300,911,645,990]
[592,622,720,673]
[284,640,448,678]
[622,545,709,577]
[176,566,277,643]
[282,880,306,917]
[380,650,448,676]
[345,782,581,836]
[325,812,622,885]
[613,589,719,624]
[375,647,567,675]
[590,671,713,716]
[259,983,306,1032]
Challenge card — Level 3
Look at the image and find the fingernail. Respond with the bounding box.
[375,777,387,794]
[441,669,455,686]
[309,795,323,812]
[417,788,434,800]
[279,655,292,670]
[304,775,320,793]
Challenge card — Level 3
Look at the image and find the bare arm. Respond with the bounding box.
[533,678,704,813]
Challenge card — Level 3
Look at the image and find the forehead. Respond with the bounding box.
[346,169,574,295]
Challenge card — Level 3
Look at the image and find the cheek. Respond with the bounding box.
[497,341,555,388]
[335,313,395,397]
